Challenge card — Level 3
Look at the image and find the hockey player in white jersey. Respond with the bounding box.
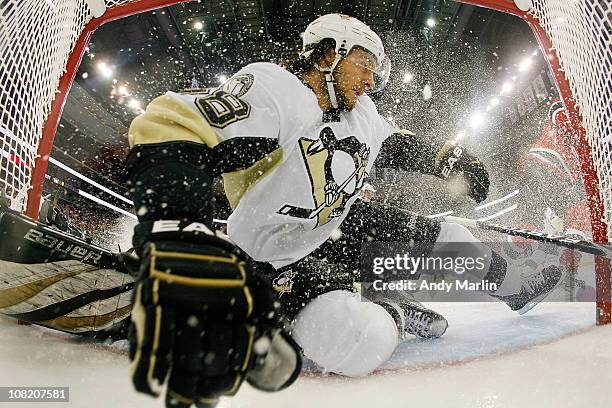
[125,13,563,406]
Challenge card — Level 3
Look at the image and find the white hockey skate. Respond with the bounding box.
[399,300,448,339]
[493,266,563,315]
[371,289,448,339]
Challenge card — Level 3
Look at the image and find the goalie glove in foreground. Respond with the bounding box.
[129,223,301,408]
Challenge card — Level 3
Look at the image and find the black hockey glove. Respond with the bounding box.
[129,222,301,408]
[435,141,490,203]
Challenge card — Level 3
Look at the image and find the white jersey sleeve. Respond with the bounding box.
[172,62,311,150]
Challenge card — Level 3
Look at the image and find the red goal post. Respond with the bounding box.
[0,0,609,323]
[1,0,191,218]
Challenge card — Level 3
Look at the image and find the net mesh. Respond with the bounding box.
[0,0,137,212]
[529,0,611,243]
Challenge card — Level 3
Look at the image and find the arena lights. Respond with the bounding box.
[485,97,500,112]
[455,129,467,141]
[422,84,432,100]
[127,99,140,109]
[402,72,414,83]
[193,21,204,30]
[217,74,228,84]
[96,62,113,78]
[469,112,485,129]
[500,81,513,95]
[518,58,532,72]
[426,18,436,27]
[127,99,144,114]
[117,85,129,96]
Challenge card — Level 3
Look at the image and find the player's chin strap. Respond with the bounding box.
[315,55,343,122]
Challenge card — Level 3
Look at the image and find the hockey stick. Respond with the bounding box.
[308,163,365,219]
[278,160,367,219]
[445,215,612,259]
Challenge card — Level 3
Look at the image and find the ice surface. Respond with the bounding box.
[1,302,610,408]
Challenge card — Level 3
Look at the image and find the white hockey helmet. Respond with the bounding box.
[301,14,391,102]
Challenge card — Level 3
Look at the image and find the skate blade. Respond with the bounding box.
[516,272,564,315]
[516,293,548,315]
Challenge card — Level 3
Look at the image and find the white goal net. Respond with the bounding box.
[0,0,153,214]
[530,0,611,243]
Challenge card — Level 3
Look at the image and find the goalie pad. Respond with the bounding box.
[0,207,134,337]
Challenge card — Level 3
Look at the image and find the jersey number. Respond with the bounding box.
[195,89,251,128]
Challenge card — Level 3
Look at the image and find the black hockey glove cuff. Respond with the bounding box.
[128,223,301,407]
[435,142,490,203]
[126,142,216,226]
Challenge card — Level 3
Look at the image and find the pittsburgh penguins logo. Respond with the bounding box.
[221,74,255,98]
[272,271,295,295]
[278,127,369,227]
